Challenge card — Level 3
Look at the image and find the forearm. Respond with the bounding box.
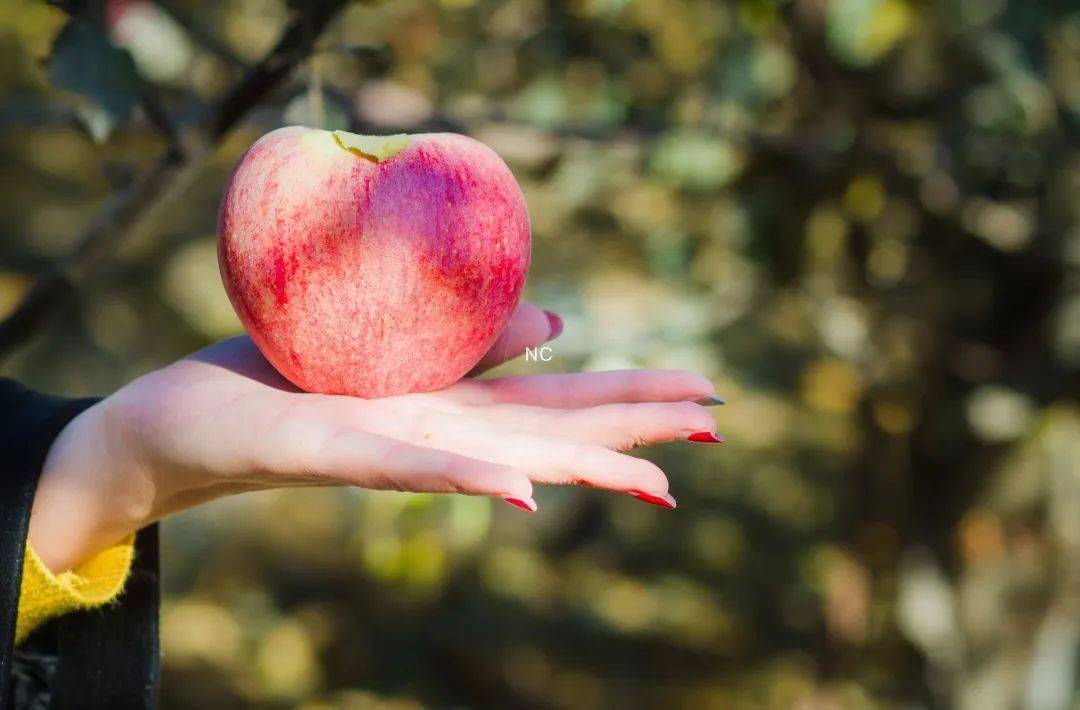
[28,395,258,572]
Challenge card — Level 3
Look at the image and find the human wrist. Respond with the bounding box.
[28,397,155,573]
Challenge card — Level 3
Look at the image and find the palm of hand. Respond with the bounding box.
[119,306,720,512]
[31,304,722,571]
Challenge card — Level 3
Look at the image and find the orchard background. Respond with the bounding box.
[1,0,1079,707]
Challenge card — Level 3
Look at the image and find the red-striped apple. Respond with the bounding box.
[217,126,531,397]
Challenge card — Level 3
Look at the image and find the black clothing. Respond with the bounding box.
[0,378,160,709]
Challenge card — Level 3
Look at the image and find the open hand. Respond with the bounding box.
[29,303,723,571]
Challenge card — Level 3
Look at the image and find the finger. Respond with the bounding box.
[469,302,562,375]
[485,432,672,496]
[470,401,719,450]
[363,411,673,497]
[297,428,535,501]
[457,370,718,408]
[299,398,674,503]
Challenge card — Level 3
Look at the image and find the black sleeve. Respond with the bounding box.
[0,377,101,691]
[0,378,161,709]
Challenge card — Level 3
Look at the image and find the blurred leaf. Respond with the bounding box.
[827,0,912,67]
[283,89,350,131]
[650,130,745,190]
[0,272,30,317]
[48,19,139,141]
[355,80,435,128]
[159,240,242,339]
[511,71,626,127]
[109,1,195,85]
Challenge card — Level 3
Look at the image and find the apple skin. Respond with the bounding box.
[217,126,531,397]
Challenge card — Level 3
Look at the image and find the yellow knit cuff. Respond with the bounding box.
[15,535,136,645]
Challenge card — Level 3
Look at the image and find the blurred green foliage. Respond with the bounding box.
[1,0,1079,707]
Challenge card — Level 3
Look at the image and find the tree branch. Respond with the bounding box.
[201,0,346,142]
[0,0,351,360]
[138,83,181,151]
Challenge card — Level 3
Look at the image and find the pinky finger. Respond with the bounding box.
[311,430,537,510]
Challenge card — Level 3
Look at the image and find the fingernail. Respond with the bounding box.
[544,310,564,340]
[695,395,726,406]
[688,432,724,443]
[628,490,677,509]
[504,497,538,512]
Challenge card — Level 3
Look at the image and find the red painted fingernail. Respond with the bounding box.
[628,490,677,509]
[688,432,724,443]
[504,497,538,512]
[544,310,563,340]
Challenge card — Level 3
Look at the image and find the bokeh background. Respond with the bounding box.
[2,0,1080,707]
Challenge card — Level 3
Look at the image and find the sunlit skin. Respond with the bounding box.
[27,303,723,573]
[218,126,531,397]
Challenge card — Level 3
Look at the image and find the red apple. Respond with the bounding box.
[217,126,531,397]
